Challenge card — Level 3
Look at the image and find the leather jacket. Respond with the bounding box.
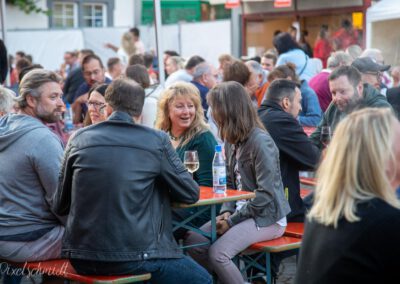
[53,111,199,261]
[221,127,291,228]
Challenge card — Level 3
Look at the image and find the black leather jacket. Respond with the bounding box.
[53,111,199,261]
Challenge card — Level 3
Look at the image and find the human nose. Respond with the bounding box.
[57,97,65,108]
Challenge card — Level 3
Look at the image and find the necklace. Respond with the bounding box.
[169,132,181,141]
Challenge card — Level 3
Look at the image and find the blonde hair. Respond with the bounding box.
[309,108,400,228]
[155,82,209,147]
[121,32,136,57]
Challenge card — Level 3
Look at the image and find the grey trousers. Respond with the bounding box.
[185,218,285,284]
[0,226,64,262]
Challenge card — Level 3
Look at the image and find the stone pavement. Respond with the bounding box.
[276,255,297,284]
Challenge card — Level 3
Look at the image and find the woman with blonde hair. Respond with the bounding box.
[185,81,290,284]
[295,107,400,284]
[117,31,136,66]
[156,82,217,238]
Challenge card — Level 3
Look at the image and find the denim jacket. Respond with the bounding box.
[221,128,291,228]
[299,80,322,127]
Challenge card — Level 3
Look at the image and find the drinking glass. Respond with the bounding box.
[184,151,199,175]
[320,126,332,148]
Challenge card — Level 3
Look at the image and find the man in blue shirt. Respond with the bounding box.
[71,54,111,123]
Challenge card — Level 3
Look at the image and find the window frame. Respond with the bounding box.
[48,0,114,29]
[51,1,78,28]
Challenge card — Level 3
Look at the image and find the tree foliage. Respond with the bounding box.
[6,0,49,15]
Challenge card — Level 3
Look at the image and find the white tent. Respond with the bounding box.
[366,0,400,65]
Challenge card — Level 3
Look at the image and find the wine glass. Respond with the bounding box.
[320,126,332,148]
[184,151,199,176]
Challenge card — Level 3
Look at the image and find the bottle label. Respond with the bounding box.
[213,166,226,186]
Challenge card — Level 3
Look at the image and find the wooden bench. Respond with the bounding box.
[284,222,304,239]
[300,177,317,187]
[300,188,312,199]
[239,236,302,284]
[8,259,151,283]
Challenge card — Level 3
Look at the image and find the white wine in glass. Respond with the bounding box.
[184,151,199,174]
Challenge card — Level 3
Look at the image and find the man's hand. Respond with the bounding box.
[75,93,88,104]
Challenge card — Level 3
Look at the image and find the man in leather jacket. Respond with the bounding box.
[53,78,211,284]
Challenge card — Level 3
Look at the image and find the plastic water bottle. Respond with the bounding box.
[212,145,227,194]
[64,103,74,133]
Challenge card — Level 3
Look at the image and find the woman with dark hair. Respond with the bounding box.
[126,64,158,128]
[83,84,108,126]
[314,25,332,68]
[185,81,290,284]
[222,60,259,104]
[274,32,315,81]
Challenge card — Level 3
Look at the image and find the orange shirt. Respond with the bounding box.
[255,82,269,107]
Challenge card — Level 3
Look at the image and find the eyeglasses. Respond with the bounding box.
[83,69,102,77]
[87,101,106,110]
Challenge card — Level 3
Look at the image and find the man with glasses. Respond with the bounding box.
[71,54,111,123]
[351,56,390,93]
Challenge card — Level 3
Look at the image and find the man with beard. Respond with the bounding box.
[0,69,66,262]
[310,66,391,148]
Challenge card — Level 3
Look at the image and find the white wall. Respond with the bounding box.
[5,1,48,30]
[113,0,134,27]
[7,30,84,71]
[5,20,232,72]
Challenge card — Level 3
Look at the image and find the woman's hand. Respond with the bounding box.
[216,219,230,235]
[216,212,231,221]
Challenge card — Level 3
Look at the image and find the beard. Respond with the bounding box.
[341,88,363,114]
[35,104,63,123]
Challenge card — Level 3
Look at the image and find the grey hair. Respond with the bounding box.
[0,86,16,115]
[360,48,383,62]
[16,69,62,109]
[327,51,352,69]
[346,45,362,61]
[168,56,185,69]
[245,60,264,75]
[192,62,212,80]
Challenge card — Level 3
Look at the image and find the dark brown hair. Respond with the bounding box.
[125,64,150,89]
[223,60,250,86]
[267,62,299,83]
[207,81,265,144]
[105,78,144,117]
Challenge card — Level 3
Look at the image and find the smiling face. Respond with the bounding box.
[329,75,363,113]
[87,91,106,124]
[169,96,196,136]
[33,82,64,123]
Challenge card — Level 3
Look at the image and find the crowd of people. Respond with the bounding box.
[1,19,400,284]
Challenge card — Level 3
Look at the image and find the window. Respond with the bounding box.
[52,2,78,28]
[83,3,107,27]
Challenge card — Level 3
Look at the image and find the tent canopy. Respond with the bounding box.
[366,0,400,64]
[366,0,400,23]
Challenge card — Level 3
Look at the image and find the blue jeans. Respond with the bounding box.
[71,256,211,284]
